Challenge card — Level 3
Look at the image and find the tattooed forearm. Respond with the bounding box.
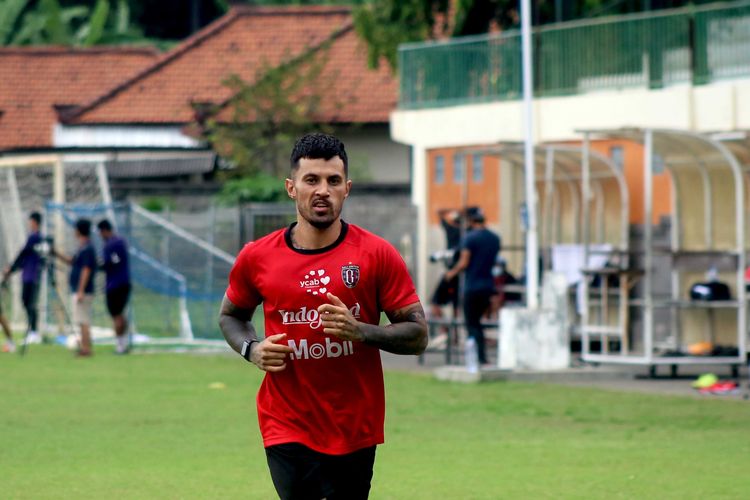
[218,294,258,354]
[359,302,428,355]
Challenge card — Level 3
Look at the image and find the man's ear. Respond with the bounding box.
[344,179,352,199]
[285,178,295,199]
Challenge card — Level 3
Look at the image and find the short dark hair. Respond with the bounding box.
[76,218,91,237]
[290,133,348,177]
[97,219,113,232]
[467,206,485,224]
[29,212,42,224]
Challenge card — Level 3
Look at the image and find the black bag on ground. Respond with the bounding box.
[689,281,731,301]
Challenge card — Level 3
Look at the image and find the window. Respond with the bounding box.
[609,146,624,171]
[453,153,465,183]
[472,154,484,183]
[652,154,665,174]
[434,155,445,184]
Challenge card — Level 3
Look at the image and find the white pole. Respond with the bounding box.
[521,0,539,309]
[643,130,654,362]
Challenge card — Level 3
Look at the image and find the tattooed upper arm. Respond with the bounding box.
[386,302,427,327]
[219,294,255,322]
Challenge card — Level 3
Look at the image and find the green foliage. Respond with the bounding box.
[1,0,151,46]
[40,0,69,43]
[199,45,337,182]
[139,196,175,212]
[353,0,448,70]
[0,0,30,45]
[216,173,292,204]
[81,0,109,45]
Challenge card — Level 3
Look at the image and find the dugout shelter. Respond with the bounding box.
[579,128,748,376]
[457,143,629,342]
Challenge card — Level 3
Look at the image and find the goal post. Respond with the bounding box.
[0,152,232,344]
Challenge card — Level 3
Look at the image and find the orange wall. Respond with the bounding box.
[427,148,500,225]
[426,140,672,227]
[588,139,672,225]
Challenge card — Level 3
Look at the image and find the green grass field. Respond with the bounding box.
[2,345,750,499]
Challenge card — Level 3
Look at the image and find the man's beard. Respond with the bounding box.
[299,203,340,230]
[308,217,336,230]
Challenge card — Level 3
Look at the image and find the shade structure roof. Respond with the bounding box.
[579,128,746,252]
[459,143,629,250]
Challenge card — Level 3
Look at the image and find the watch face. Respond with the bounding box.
[241,341,250,357]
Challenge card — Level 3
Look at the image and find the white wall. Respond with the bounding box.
[54,125,202,148]
[391,77,750,147]
[336,126,411,184]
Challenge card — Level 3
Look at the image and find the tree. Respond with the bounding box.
[196,44,339,203]
[353,0,519,70]
[0,0,165,47]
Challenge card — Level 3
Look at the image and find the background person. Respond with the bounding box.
[219,132,427,500]
[1,211,44,344]
[428,208,462,321]
[444,208,500,366]
[97,219,131,354]
[54,219,97,357]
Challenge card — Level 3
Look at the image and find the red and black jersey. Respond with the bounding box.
[226,221,420,455]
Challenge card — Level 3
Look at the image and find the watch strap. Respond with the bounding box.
[241,339,257,361]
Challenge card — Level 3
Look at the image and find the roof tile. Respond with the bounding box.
[0,47,157,151]
[69,6,397,126]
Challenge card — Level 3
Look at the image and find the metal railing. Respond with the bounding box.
[399,1,750,109]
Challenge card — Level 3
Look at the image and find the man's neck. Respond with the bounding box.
[291,218,343,250]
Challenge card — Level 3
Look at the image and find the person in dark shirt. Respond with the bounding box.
[97,219,131,354]
[429,209,462,322]
[54,219,97,357]
[444,208,501,366]
[1,212,44,344]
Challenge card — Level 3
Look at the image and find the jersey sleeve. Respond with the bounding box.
[226,244,262,310]
[83,247,97,269]
[376,242,420,313]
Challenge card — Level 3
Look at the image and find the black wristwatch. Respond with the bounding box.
[240,339,258,361]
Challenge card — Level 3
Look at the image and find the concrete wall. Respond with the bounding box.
[335,125,411,184]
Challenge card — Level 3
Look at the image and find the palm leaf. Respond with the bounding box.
[0,0,31,45]
[83,0,109,46]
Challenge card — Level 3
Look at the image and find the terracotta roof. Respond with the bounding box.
[0,46,158,151]
[67,5,397,126]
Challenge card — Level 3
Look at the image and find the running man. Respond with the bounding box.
[219,133,427,500]
[97,219,131,354]
[2,212,44,344]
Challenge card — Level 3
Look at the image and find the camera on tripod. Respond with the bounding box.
[34,236,55,259]
[429,249,457,266]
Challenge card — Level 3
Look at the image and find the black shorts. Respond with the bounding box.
[265,443,376,500]
[431,275,458,307]
[106,284,131,316]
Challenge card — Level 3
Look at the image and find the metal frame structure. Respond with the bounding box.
[464,143,629,277]
[456,144,629,347]
[0,151,221,343]
[580,128,747,374]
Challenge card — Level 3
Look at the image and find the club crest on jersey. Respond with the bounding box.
[341,264,360,288]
